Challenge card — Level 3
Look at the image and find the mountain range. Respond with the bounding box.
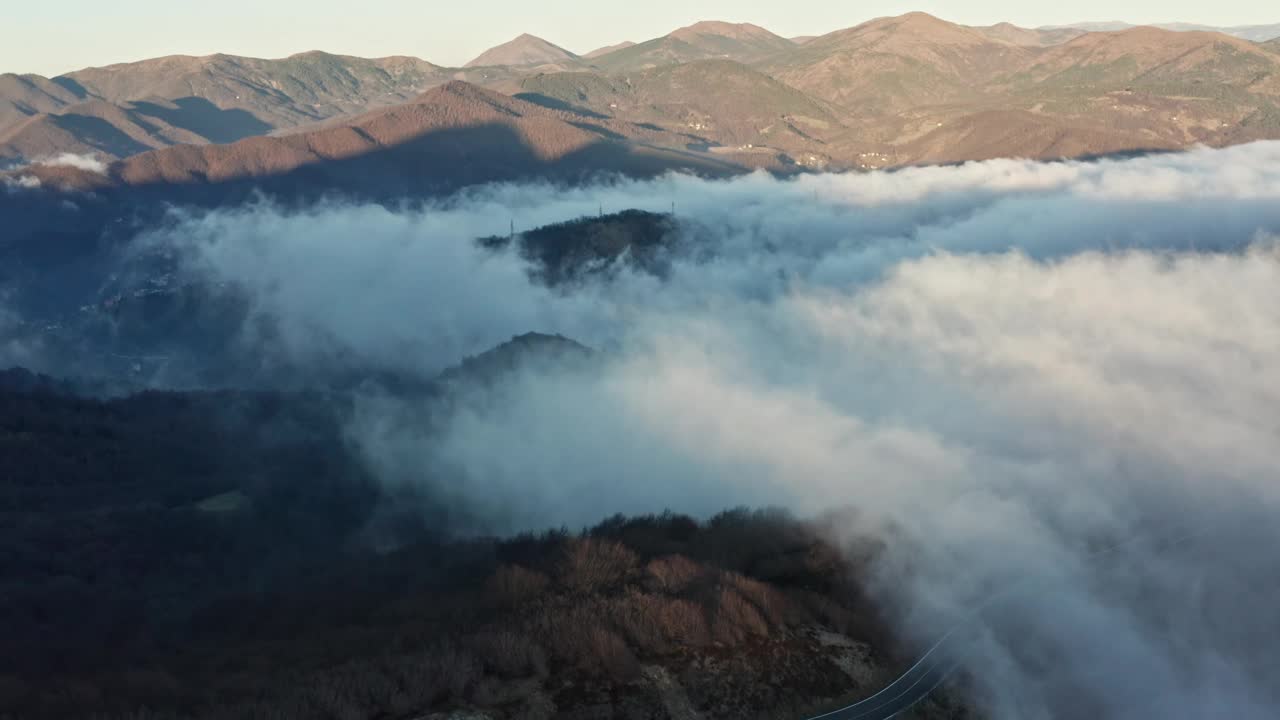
[4,13,1280,190]
[1050,20,1280,42]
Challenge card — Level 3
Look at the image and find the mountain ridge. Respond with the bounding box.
[4,13,1280,174]
[14,80,741,200]
[1044,20,1280,42]
[588,20,796,72]
[584,41,636,59]
[1,52,459,161]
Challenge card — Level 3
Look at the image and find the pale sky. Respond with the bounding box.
[6,0,1278,77]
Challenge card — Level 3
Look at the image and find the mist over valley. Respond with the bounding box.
[3,9,1280,720]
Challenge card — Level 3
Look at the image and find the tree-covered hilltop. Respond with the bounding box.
[479,208,680,285]
[0,366,974,720]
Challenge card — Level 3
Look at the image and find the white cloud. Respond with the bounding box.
[34,152,108,174]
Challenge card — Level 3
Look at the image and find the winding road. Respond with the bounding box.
[803,526,1209,720]
[805,627,968,720]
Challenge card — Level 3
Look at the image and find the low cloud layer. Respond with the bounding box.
[147,142,1280,376]
[125,142,1280,718]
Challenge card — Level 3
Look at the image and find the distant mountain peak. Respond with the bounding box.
[670,20,782,41]
[879,11,953,29]
[586,18,794,71]
[972,21,1086,47]
[411,78,516,107]
[288,49,338,59]
[876,11,971,32]
[584,41,636,59]
[1043,20,1280,42]
[437,332,594,385]
[823,11,1003,48]
[464,34,580,68]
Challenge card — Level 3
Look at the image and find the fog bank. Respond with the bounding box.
[120,142,1280,718]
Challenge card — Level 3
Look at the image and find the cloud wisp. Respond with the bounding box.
[34,152,108,174]
[0,293,44,368]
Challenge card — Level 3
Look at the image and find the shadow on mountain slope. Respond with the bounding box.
[107,122,740,206]
[513,91,611,119]
[131,97,274,144]
[48,76,91,100]
[47,113,153,157]
[0,121,739,332]
[5,113,741,223]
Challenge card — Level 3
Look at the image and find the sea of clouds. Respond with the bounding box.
[47,142,1280,717]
